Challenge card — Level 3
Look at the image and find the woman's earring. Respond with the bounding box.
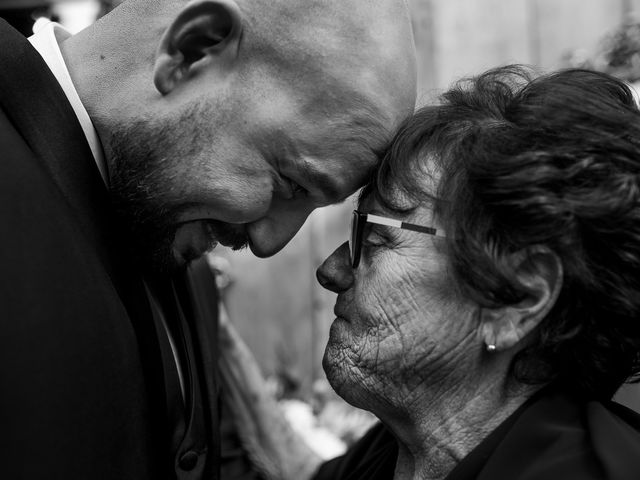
[486,343,497,352]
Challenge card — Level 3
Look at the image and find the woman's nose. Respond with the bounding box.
[316,242,354,293]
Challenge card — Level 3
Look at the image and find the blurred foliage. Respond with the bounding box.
[565,20,640,82]
[597,21,640,81]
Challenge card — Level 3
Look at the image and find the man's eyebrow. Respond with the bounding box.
[298,159,349,204]
[301,144,381,204]
[297,106,388,203]
[313,171,343,203]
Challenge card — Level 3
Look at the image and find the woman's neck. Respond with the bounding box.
[382,378,539,480]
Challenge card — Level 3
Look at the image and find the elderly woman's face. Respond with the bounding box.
[317,190,480,413]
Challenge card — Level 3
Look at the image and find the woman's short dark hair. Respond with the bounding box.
[374,65,640,399]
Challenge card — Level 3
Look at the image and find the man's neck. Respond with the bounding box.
[58,1,174,166]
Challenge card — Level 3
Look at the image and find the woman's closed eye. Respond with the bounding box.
[362,225,394,249]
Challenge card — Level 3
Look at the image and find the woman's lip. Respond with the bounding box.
[333,301,349,319]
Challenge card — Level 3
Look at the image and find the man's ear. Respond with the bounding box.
[480,246,563,352]
[153,0,243,95]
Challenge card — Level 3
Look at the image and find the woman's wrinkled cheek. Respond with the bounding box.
[332,320,403,384]
[322,325,397,408]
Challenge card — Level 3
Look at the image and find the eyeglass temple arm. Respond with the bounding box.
[365,213,445,237]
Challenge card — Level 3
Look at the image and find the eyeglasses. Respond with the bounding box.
[349,210,446,268]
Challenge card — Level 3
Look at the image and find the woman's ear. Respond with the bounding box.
[480,246,563,352]
[153,0,243,95]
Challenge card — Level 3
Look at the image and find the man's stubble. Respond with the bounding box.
[108,102,249,274]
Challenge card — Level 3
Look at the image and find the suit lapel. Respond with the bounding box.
[0,20,171,447]
[0,21,220,475]
[0,19,150,322]
[0,19,108,243]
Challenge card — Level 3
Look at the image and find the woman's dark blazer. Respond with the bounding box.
[314,386,640,480]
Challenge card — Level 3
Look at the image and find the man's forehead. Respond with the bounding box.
[243,0,416,103]
[245,0,409,37]
[298,114,387,201]
[357,190,377,211]
[298,150,376,204]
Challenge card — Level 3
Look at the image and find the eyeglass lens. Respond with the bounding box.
[350,211,357,267]
[349,211,364,268]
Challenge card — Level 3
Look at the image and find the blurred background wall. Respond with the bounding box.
[411,0,640,102]
[2,0,639,407]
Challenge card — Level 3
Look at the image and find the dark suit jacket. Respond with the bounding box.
[314,386,640,480]
[0,19,219,480]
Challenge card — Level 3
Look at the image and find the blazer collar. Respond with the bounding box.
[0,18,174,454]
[0,19,155,327]
[0,19,110,243]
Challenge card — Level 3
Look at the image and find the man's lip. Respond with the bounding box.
[213,233,236,248]
[199,219,248,249]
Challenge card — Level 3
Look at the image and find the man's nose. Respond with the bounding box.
[246,202,313,257]
[316,242,354,293]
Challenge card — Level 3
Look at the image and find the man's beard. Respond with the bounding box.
[107,107,249,274]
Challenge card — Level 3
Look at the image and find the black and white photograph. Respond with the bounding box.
[2,1,640,479]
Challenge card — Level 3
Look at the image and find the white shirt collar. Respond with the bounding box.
[28,21,109,186]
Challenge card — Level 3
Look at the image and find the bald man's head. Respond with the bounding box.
[66,0,417,270]
[242,0,416,113]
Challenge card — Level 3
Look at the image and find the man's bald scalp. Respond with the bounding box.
[241,0,414,74]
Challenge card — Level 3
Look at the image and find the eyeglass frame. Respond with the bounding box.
[349,210,446,268]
